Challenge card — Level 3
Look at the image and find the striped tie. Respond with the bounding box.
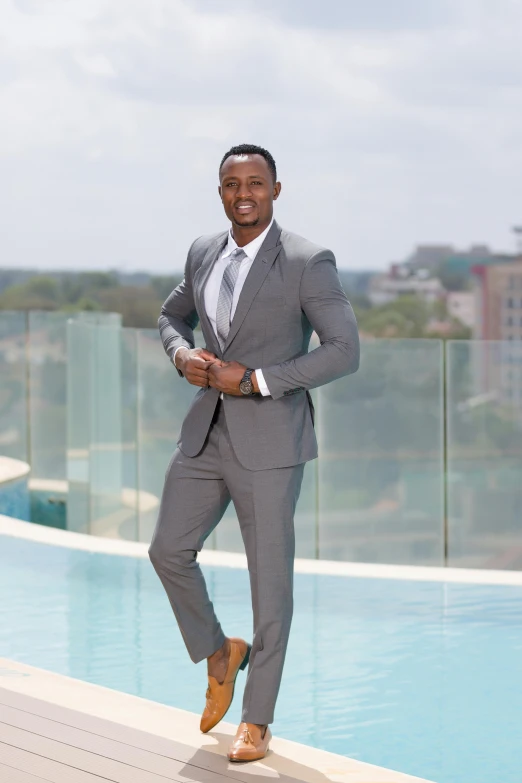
[215,247,247,351]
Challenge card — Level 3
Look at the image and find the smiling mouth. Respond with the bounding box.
[235,203,256,213]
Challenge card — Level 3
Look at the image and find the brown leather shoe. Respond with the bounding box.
[227,722,272,762]
[200,638,251,733]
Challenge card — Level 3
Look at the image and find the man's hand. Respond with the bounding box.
[176,347,220,388]
[208,361,254,396]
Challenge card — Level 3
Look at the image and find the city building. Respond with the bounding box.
[405,245,455,270]
[472,259,522,340]
[472,259,522,405]
[368,266,446,306]
[446,291,475,329]
[404,243,511,281]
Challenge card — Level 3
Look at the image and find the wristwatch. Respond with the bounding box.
[239,368,255,395]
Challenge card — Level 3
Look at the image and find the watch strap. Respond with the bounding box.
[240,368,255,395]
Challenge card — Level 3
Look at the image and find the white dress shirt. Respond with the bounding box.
[175,220,273,396]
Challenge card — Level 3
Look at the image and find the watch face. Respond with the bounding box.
[239,379,253,395]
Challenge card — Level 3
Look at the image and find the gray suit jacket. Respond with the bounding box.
[158,220,360,470]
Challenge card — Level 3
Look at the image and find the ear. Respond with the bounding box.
[273,181,282,200]
[218,185,222,200]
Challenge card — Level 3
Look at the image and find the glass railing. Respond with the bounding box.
[66,315,131,537]
[318,339,444,565]
[2,310,522,570]
[136,328,199,543]
[0,311,29,520]
[26,312,123,529]
[446,340,522,569]
[0,311,27,464]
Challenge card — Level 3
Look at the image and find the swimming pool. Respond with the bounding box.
[1,533,521,783]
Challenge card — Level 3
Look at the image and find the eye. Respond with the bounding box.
[226,182,238,187]
[251,180,262,185]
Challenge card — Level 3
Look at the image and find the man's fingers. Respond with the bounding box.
[183,351,223,389]
[199,350,217,361]
[190,357,212,368]
[187,366,209,381]
[187,367,208,381]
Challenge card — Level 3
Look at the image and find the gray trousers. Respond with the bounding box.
[148,400,305,725]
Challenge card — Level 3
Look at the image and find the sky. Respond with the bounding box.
[1,0,522,272]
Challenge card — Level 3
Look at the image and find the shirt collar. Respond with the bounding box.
[222,218,274,262]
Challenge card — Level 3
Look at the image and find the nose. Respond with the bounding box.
[236,182,253,200]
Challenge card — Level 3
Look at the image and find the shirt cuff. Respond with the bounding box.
[255,369,271,397]
[172,346,188,377]
[173,346,186,365]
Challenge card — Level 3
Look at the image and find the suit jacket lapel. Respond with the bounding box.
[194,231,228,354]
[224,221,283,353]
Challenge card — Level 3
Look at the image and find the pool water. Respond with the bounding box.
[1,535,522,783]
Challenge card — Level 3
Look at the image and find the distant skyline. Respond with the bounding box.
[2,0,522,271]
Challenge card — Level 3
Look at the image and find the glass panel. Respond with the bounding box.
[210,497,243,553]
[28,311,70,527]
[0,310,27,463]
[317,339,444,565]
[296,440,319,559]
[0,311,29,521]
[447,340,522,569]
[89,321,124,537]
[66,314,130,537]
[75,311,121,327]
[28,311,123,529]
[137,329,202,543]
[66,320,93,534]
[120,328,139,541]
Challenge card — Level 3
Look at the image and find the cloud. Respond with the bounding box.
[186,0,457,32]
[0,0,521,271]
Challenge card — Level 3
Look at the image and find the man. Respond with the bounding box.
[149,144,359,762]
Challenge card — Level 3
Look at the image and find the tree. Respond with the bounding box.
[96,286,163,328]
[0,276,60,310]
[150,275,183,301]
[77,272,119,291]
[356,295,430,338]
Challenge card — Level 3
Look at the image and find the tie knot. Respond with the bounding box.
[231,247,247,261]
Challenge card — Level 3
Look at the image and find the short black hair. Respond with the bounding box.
[219,144,277,182]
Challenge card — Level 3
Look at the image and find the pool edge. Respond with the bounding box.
[0,657,433,783]
[2,512,522,586]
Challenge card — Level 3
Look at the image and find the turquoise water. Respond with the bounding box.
[1,535,522,783]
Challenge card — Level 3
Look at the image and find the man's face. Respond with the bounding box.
[219,154,281,230]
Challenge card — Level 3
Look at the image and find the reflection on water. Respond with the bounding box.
[1,536,522,783]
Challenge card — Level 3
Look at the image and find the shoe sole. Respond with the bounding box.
[228,746,270,763]
[201,643,251,733]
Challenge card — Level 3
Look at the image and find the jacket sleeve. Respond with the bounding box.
[157,239,201,374]
[260,249,360,400]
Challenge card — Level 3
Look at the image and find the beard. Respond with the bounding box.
[233,214,260,227]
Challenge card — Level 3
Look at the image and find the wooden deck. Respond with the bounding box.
[0,659,433,783]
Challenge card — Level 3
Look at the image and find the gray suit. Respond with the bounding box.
[149,220,359,724]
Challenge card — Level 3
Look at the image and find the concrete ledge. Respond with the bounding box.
[0,658,432,782]
[28,478,159,513]
[0,457,30,488]
[2,513,522,585]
